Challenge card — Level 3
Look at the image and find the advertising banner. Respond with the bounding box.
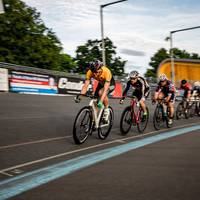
[10,71,58,94]
[58,77,92,94]
[0,68,9,91]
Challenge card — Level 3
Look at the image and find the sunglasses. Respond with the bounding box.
[130,77,137,80]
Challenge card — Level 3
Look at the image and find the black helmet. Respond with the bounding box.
[181,79,187,85]
[89,60,103,72]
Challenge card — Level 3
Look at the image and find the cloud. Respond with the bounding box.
[120,49,145,57]
[23,0,200,75]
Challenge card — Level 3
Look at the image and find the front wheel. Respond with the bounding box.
[153,105,164,130]
[120,106,132,135]
[137,107,149,133]
[73,106,92,144]
[98,106,114,140]
[176,102,184,120]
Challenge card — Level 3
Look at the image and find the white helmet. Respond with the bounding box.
[159,74,167,81]
[129,70,139,79]
[194,81,200,87]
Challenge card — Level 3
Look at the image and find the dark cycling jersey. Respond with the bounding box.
[122,77,150,100]
[156,80,176,97]
[180,82,192,98]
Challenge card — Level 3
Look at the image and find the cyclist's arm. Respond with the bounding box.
[187,89,191,99]
[100,81,110,102]
[81,79,90,95]
[122,81,131,99]
[154,85,160,100]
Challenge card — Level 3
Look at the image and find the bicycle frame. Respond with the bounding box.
[89,99,106,129]
[130,98,142,124]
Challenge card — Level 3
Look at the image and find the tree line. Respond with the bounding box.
[0,0,199,77]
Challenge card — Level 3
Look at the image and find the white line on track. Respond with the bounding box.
[0,122,199,174]
[0,128,120,150]
[0,136,71,150]
[0,171,13,177]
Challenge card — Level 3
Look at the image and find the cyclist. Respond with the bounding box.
[119,70,150,120]
[75,60,115,122]
[179,79,192,112]
[180,79,192,100]
[192,81,200,99]
[152,74,176,125]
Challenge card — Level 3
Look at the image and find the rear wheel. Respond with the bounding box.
[197,101,200,116]
[98,106,114,140]
[137,107,149,133]
[73,106,92,144]
[120,106,132,135]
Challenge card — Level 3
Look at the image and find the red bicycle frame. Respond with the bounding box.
[130,98,142,124]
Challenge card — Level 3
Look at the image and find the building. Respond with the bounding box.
[157,58,200,86]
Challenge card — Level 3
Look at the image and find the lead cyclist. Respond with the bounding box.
[75,60,115,122]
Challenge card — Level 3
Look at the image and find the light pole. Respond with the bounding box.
[168,26,200,84]
[100,0,128,66]
[0,0,5,14]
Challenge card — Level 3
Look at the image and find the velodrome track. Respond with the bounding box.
[0,93,200,200]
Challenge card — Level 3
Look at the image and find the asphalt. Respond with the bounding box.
[0,93,200,200]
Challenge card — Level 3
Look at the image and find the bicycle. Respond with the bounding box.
[176,98,190,120]
[153,98,173,130]
[120,96,149,135]
[73,94,114,144]
[176,97,200,119]
[187,96,200,118]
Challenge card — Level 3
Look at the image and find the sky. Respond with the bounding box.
[23,0,200,75]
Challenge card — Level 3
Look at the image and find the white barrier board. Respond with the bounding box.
[0,68,8,91]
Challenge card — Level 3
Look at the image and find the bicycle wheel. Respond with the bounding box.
[189,102,196,118]
[153,105,163,130]
[120,106,132,135]
[196,101,200,116]
[176,102,184,120]
[73,106,92,144]
[98,106,114,140]
[137,107,149,133]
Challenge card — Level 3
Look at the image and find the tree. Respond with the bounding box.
[145,48,200,78]
[0,0,75,71]
[74,37,126,75]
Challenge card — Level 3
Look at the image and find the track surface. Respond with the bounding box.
[0,93,200,200]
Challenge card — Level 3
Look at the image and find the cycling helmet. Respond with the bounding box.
[194,81,200,87]
[89,60,103,72]
[129,70,139,79]
[159,74,167,81]
[181,79,187,85]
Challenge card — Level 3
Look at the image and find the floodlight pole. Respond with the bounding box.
[100,0,128,66]
[169,26,200,84]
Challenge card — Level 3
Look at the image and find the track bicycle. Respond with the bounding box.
[176,97,200,119]
[153,98,173,130]
[120,96,149,135]
[176,97,190,119]
[187,96,200,118]
[73,94,114,144]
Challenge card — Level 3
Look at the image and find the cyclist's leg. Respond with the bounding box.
[168,94,175,118]
[99,84,115,108]
[140,88,150,114]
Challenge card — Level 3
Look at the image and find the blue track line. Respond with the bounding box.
[0,125,200,200]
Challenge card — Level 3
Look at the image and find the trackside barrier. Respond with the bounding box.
[0,62,124,97]
[0,68,8,92]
